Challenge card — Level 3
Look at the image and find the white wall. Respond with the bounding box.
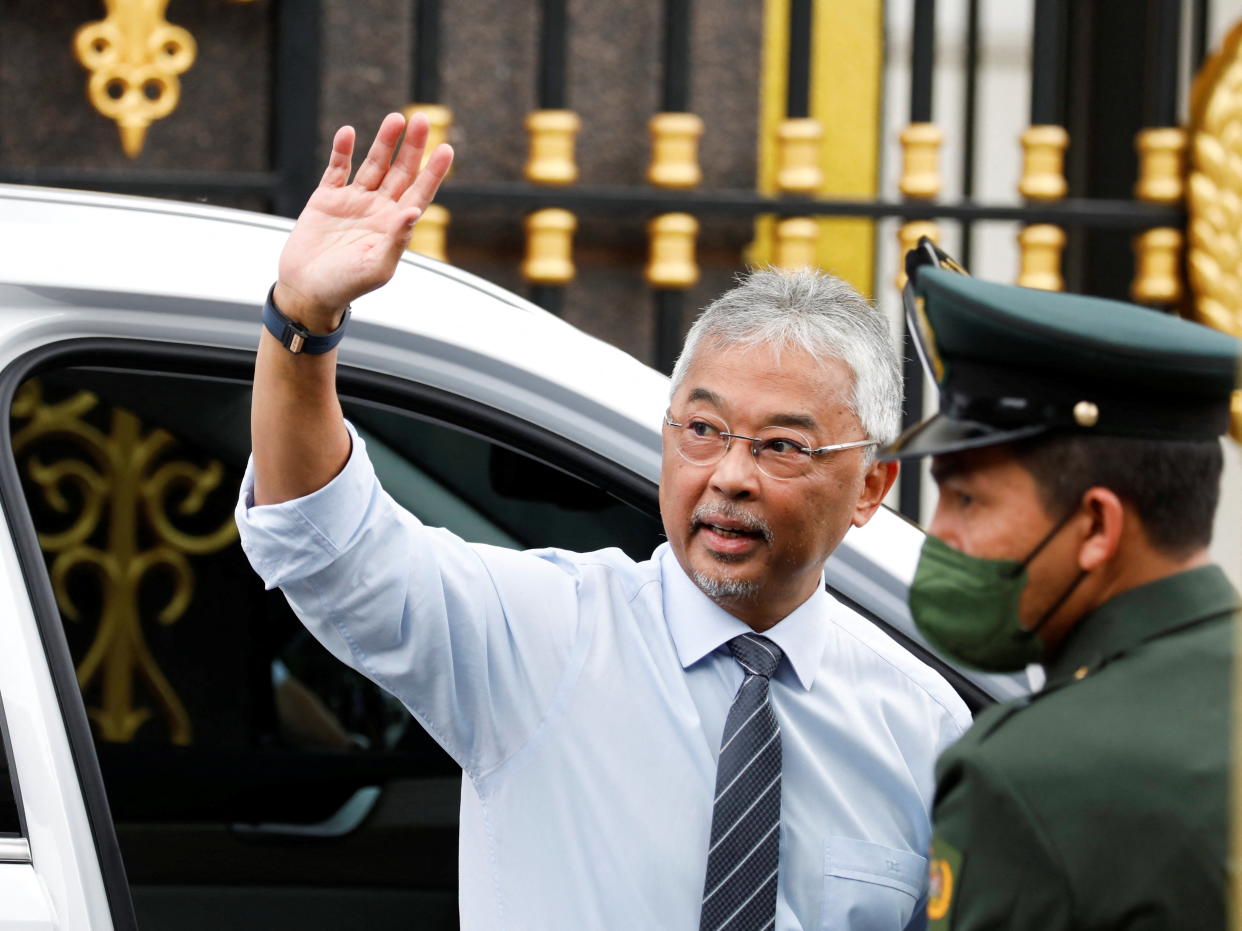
[879,0,1242,588]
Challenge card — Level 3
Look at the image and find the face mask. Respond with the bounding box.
[908,512,1086,673]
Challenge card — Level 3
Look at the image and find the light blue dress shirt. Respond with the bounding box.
[237,424,969,930]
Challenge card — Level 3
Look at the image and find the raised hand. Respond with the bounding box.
[274,112,454,332]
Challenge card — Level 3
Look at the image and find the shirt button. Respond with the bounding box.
[1073,666,1089,680]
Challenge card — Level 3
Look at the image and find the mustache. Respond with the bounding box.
[691,502,773,544]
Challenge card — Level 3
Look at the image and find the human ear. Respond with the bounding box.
[1076,487,1125,571]
[852,459,899,528]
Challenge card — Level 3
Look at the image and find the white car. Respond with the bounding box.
[0,185,1030,931]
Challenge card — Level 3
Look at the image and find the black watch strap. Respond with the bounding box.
[262,284,350,354]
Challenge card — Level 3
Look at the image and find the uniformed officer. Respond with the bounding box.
[885,239,1242,929]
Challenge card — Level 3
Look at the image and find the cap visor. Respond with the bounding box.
[881,413,1048,460]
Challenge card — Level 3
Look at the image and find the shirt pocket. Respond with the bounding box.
[821,835,926,931]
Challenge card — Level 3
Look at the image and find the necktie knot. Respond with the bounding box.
[729,634,782,680]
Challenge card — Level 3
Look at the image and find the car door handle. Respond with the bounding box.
[0,838,31,863]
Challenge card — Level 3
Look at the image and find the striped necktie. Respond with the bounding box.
[699,633,784,931]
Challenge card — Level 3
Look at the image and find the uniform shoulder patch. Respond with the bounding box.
[928,834,964,929]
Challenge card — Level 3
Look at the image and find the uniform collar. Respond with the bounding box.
[1045,564,1240,687]
[658,544,829,691]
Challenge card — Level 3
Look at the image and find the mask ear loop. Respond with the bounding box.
[1000,507,1081,580]
[1025,568,1089,636]
[1007,506,1090,637]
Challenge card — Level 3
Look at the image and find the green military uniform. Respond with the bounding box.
[929,565,1238,929]
[884,239,1242,930]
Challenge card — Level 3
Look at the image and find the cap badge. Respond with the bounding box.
[1073,400,1100,427]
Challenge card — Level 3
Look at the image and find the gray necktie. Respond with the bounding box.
[700,634,784,931]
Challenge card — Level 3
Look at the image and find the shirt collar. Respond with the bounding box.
[658,544,830,691]
[1045,564,1240,686]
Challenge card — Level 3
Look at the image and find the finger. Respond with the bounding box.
[399,143,455,213]
[352,113,407,191]
[378,114,431,199]
[380,206,424,265]
[318,126,355,188]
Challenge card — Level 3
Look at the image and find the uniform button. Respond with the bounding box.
[1073,666,1089,680]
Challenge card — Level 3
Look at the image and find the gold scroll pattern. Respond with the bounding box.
[1187,19,1242,439]
[74,0,199,158]
[11,380,238,744]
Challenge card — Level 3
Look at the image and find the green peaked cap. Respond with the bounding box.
[884,266,1242,460]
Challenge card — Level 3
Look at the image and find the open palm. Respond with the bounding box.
[276,112,454,329]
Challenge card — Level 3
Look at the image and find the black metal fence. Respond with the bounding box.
[0,0,1213,519]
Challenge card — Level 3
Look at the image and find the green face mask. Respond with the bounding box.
[908,513,1086,673]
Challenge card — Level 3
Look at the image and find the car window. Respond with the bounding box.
[7,358,664,931]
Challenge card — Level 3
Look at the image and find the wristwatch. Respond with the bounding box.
[262,284,350,354]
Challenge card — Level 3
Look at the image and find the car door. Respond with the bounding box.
[0,438,125,927]
[1,338,666,931]
[0,692,58,931]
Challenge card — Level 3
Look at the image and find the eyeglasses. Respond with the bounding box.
[664,411,877,480]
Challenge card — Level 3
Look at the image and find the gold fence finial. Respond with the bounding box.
[1131,126,1187,307]
[522,208,577,284]
[648,113,704,189]
[1132,227,1184,305]
[74,0,198,158]
[1017,125,1069,288]
[525,110,581,185]
[896,120,943,291]
[777,118,824,194]
[1018,126,1070,201]
[1017,224,1066,291]
[645,213,700,288]
[1135,127,1187,204]
[770,116,826,269]
[646,108,703,292]
[899,123,943,199]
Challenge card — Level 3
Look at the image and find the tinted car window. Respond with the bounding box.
[8,361,663,931]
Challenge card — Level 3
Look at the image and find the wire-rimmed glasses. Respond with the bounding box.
[663,411,877,480]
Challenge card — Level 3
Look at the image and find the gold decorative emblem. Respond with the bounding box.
[12,379,238,744]
[927,856,954,920]
[1073,400,1100,427]
[1188,21,1242,440]
[73,0,197,158]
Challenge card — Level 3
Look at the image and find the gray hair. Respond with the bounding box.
[669,268,903,452]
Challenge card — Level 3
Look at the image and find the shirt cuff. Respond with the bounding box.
[236,420,378,588]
